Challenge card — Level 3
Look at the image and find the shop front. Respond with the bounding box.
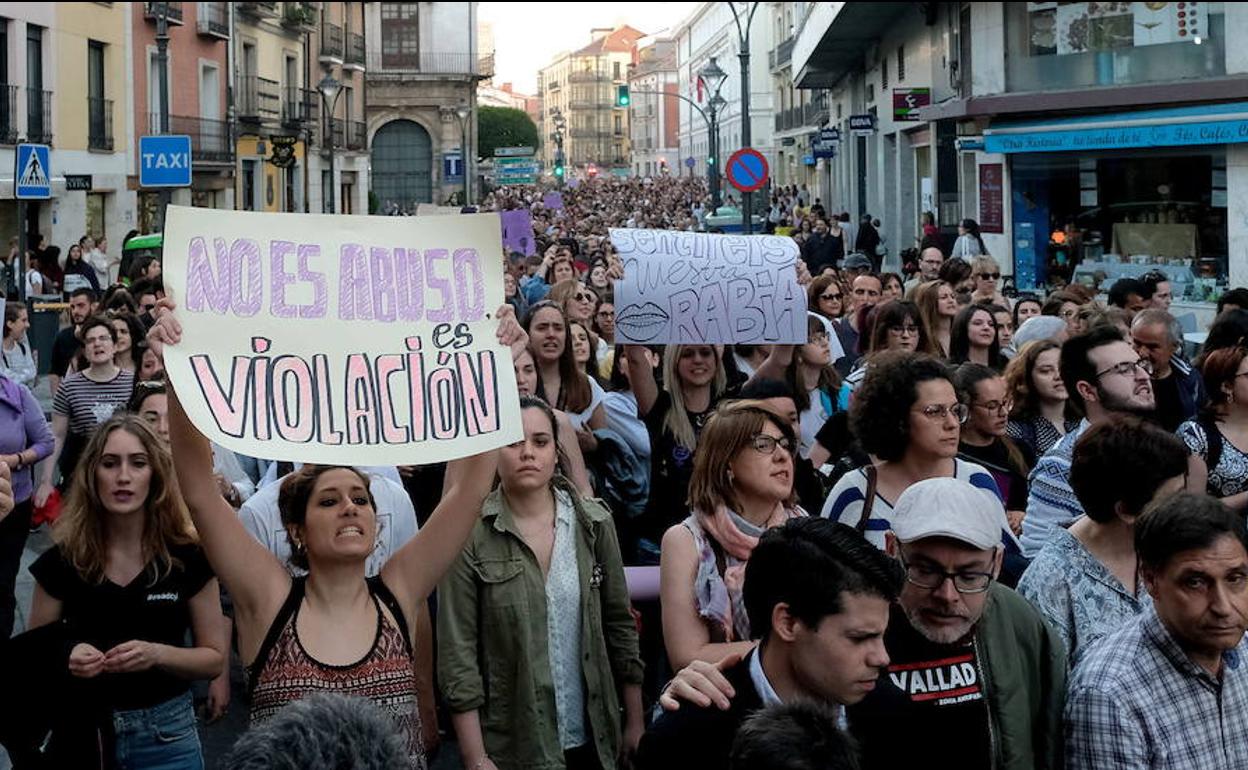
[985,102,1244,317]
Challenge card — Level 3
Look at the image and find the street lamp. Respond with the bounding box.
[317,74,343,213]
[455,104,472,205]
[728,2,761,233]
[699,57,729,213]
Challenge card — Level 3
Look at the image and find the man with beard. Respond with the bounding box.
[847,478,1067,769]
[48,287,97,395]
[659,480,1066,770]
[1021,327,1156,558]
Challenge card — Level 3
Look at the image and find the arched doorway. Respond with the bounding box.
[371,119,432,212]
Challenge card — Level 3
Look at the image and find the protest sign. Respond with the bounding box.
[609,229,806,345]
[542,192,564,210]
[500,209,535,256]
[162,206,522,465]
[416,203,461,216]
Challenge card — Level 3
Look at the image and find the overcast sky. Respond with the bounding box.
[480,2,699,94]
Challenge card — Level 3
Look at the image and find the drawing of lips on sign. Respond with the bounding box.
[615,302,670,342]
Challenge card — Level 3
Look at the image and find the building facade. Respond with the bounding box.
[627,36,679,178]
[132,0,233,232]
[768,2,828,200]
[307,0,368,215]
[539,25,643,178]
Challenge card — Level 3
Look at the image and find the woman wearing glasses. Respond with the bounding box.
[807,275,845,320]
[659,400,804,669]
[970,256,1008,307]
[954,364,1031,535]
[820,352,1002,550]
[838,301,936,411]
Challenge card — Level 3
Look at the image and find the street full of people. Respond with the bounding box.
[0,175,1247,769]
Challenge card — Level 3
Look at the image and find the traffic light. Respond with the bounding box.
[616,84,630,107]
[707,156,715,166]
[554,161,565,178]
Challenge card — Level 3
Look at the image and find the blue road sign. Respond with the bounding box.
[15,144,51,199]
[139,135,193,187]
[725,148,769,193]
[684,156,696,169]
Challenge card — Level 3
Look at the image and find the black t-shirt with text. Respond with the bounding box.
[638,390,718,548]
[848,604,993,770]
[50,326,81,378]
[30,542,214,710]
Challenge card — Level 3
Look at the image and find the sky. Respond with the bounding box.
[479,2,699,94]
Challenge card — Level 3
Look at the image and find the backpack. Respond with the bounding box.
[586,427,650,523]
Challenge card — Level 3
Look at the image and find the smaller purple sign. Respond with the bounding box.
[500,208,535,256]
[543,192,565,209]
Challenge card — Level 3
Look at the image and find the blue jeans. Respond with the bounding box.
[113,691,204,770]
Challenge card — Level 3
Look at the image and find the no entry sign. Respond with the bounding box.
[725,148,769,193]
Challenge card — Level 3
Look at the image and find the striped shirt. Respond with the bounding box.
[820,459,1003,549]
[1021,419,1090,558]
[1065,604,1248,769]
[53,369,135,436]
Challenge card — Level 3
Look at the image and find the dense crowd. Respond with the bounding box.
[0,175,1247,769]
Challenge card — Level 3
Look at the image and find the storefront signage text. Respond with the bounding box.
[986,119,1248,154]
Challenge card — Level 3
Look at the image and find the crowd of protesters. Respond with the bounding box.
[0,175,1246,770]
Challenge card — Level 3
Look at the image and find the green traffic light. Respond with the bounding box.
[616,85,630,107]
[555,165,565,177]
[707,157,715,165]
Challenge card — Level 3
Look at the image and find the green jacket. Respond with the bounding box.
[978,582,1068,770]
[437,481,644,770]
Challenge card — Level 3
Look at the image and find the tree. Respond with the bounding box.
[477,106,538,160]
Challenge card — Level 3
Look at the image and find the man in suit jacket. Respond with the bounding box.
[636,519,901,770]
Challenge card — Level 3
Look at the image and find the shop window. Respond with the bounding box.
[1004,2,1225,92]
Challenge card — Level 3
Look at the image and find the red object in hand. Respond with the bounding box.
[32,488,62,527]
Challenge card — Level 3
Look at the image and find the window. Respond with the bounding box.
[88,41,104,99]
[86,193,105,238]
[380,2,419,69]
[897,45,905,82]
[322,169,333,212]
[26,24,43,141]
[613,60,621,80]
[0,19,8,84]
[88,41,107,148]
[881,56,888,89]
[242,159,257,211]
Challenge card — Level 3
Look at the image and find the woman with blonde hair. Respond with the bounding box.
[659,400,803,668]
[970,255,1008,306]
[624,343,728,562]
[28,413,224,768]
[913,280,958,358]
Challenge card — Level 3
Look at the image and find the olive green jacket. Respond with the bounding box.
[437,481,644,770]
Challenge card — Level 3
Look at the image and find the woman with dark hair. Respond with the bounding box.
[879,272,904,302]
[659,400,804,668]
[820,352,1004,549]
[751,315,842,459]
[150,301,524,768]
[110,312,145,372]
[807,274,845,320]
[439,396,644,770]
[1179,345,1248,504]
[954,363,1031,534]
[1005,340,1081,462]
[913,280,957,358]
[1018,419,1188,663]
[513,346,594,497]
[28,413,224,768]
[1012,295,1043,331]
[1,302,37,390]
[568,319,600,383]
[524,302,606,435]
[838,300,936,410]
[937,256,975,300]
[62,243,101,294]
[36,316,136,506]
[949,304,1004,370]
[986,302,1015,358]
[952,218,988,258]
[1195,309,1248,369]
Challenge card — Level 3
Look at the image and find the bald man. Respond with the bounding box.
[905,246,945,295]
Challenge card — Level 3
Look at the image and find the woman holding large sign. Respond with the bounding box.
[148,301,527,769]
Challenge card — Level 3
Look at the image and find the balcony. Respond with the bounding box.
[282,85,314,127]
[235,75,280,123]
[238,1,278,18]
[282,2,316,31]
[320,23,344,63]
[346,119,367,151]
[366,51,494,79]
[196,2,229,38]
[88,96,113,151]
[0,86,16,145]
[320,117,346,148]
[345,32,365,68]
[149,113,233,164]
[769,36,794,71]
[26,89,52,144]
[144,2,184,24]
[569,70,606,83]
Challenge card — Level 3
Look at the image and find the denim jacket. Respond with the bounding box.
[437,479,643,770]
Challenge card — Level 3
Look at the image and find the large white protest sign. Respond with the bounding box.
[162,206,522,465]
[609,228,806,344]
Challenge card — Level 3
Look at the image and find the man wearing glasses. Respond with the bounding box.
[1022,326,1156,558]
[904,246,945,295]
[847,477,1066,770]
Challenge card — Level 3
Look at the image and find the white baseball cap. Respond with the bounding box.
[891,477,1005,551]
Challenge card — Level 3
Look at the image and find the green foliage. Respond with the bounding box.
[477,106,539,160]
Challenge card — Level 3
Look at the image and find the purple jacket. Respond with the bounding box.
[0,375,53,504]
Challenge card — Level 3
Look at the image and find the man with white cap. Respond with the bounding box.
[661,478,1067,769]
[846,477,1067,770]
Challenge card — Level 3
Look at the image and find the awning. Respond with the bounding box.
[984,101,1248,154]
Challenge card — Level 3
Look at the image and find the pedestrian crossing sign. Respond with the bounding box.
[15,144,51,199]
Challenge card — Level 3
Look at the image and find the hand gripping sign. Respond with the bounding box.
[162,206,522,465]
[609,228,807,345]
